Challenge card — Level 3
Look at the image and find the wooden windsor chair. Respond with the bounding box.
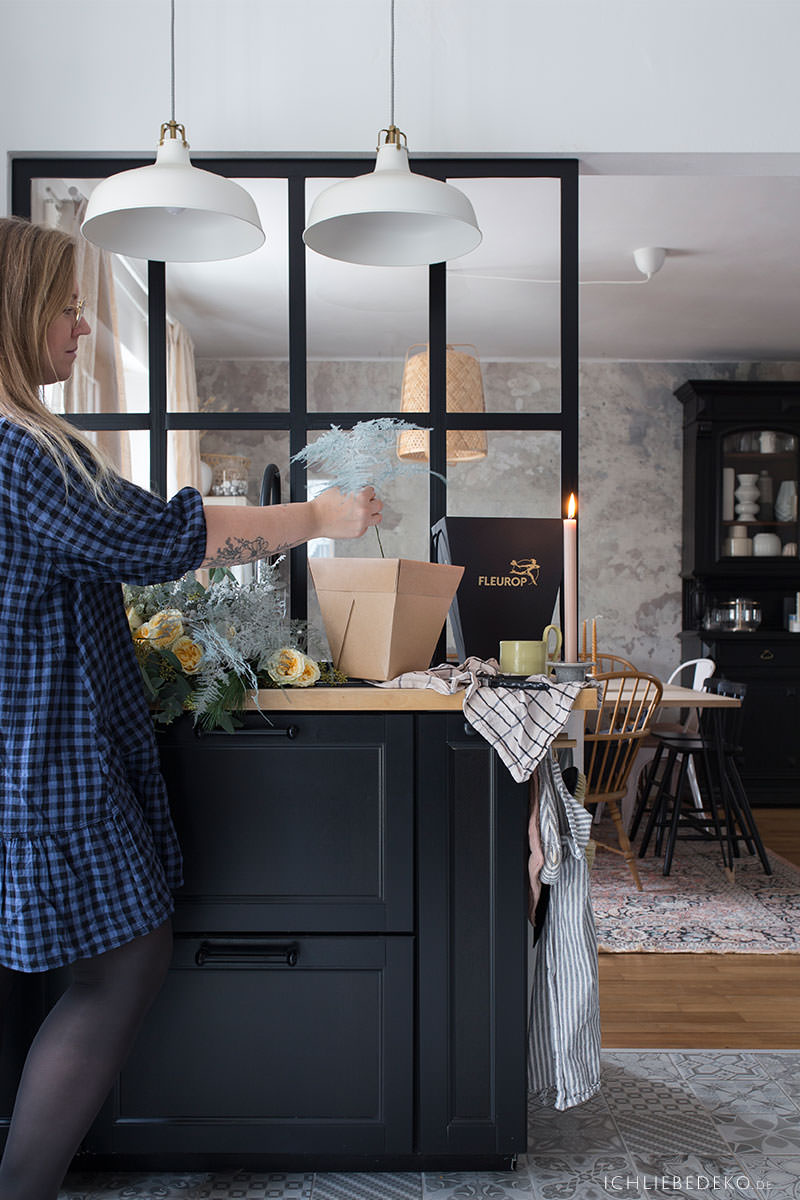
[587,652,636,675]
[583,670,664,890]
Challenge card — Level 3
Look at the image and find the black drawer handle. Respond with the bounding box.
[194,940,299,967]
[760,649,775,661]
[194,724,298,739]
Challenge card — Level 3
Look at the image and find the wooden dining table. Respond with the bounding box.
[602,680,741,709]
[563,677,741,773]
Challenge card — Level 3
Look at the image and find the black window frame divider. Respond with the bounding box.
[12,154,579,624]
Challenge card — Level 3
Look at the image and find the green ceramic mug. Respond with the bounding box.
[499,625,563,675]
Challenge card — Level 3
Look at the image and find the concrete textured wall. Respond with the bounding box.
[196,357,800,676]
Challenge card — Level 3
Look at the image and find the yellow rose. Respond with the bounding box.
[172,635,204,675]
[294,655,321,687]
[266,647,306,685]
[143,609,184,648]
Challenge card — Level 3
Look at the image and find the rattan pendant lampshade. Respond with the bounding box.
[397,344,488,464]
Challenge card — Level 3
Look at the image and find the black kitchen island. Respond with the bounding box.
[0,687,591,1171]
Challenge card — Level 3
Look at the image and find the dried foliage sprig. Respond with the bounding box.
[291,418,434,556]
[291,417,433,495]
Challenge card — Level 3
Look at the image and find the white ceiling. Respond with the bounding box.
[152,169,800,363]
[9,3,800,366]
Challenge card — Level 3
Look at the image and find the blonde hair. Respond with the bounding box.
[0,216,119,502]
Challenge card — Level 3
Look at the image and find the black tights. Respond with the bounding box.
[0,920,173,1200]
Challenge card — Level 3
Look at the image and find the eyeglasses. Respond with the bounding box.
[64,298,86,330]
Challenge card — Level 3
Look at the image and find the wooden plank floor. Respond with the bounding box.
[599,807,800,1049]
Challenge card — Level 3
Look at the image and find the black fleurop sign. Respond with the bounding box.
[432,516,564,663]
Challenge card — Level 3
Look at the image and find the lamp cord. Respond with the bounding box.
[170,0,176,122]
[389,0,396,127]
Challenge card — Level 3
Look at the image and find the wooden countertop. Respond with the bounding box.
[241,680,737,712]
[243,684,599,712]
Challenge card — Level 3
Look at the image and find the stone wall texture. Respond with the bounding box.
[196,357,800,676]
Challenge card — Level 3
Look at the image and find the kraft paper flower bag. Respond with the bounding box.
[294,420,464,682]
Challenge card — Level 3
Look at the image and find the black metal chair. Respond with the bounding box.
[630,678,772,878]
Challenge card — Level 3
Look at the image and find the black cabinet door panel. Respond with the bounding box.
[705,638,800,801]
[93,934,413,1156]
[158,714,413,931]
[416,715,529,1157]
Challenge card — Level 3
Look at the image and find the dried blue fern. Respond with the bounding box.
[184,567,294,727]
[292,418,434,555]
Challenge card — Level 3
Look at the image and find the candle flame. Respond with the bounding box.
[566,493,577,520]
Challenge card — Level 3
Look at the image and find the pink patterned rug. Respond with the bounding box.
[589,830,800,953]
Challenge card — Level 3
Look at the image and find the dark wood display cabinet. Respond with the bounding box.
[0,695,531,1171]
[677,379,800,805]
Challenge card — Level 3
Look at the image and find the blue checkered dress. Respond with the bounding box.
[0,419,207,972]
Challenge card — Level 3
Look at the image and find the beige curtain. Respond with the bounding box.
[167,320,203,497]
[35,190,132,478]
[33,188,202,498]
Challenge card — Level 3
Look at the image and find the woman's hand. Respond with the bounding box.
[311,486,382,540]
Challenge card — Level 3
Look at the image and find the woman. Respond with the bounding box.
[0,216,381,1200]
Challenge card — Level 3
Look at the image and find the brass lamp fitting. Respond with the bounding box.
[159,120,189,147]
[377,125,408,150]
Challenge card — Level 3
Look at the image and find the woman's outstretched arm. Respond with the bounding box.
[201,486,381,568]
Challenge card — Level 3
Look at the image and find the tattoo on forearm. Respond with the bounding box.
[205,535,292,567]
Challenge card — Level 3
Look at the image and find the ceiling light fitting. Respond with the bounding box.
[302,1,482,267]
[81,1,264,262]
[632,246,667,279]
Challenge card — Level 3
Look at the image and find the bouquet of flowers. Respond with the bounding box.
[123,564,338,732]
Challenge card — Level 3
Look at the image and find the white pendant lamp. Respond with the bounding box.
[81,1,264,262]
[303,1,481,267]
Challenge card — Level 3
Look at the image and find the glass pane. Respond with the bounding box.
[720,428,798,560]
[170,429,290,505]
[305,178,428,413]
[446,430,561,519]
[167,180,289,413]
[446,177,562,413]
[31,177,150,414]
[81,429,149,491]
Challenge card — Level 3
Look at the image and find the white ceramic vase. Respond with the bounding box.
[199,459,214,496]
[734,473,760,521]
[775,480,798,524]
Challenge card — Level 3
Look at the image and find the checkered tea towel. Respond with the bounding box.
[374,658,586,783]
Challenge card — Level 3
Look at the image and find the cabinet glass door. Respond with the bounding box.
[720,429,798,560]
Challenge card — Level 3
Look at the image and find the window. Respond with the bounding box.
[14,157,578,620]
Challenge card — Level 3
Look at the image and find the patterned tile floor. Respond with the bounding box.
[57,1051,800,1200]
